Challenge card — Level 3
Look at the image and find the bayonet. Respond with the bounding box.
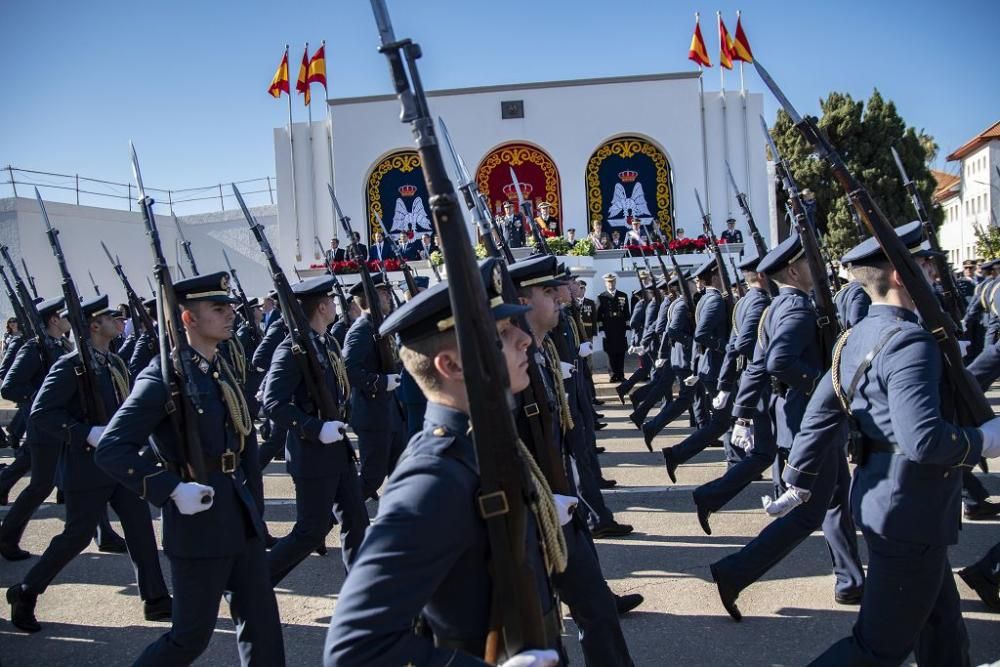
[88,270,100,295]
[173,213,199,276]
[21,258,37,299]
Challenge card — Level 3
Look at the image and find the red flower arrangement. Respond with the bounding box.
[308,258,405,274]
[623,242,668,254]
[666,237,707,253]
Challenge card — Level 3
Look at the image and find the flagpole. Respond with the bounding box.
[304,42,318,259]
[695,15,711,221]
[718,11,732,220]
[285,45,302,261]
[738,10,752,201]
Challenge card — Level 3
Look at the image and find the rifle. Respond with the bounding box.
[102,242,156,337]
[222,249,261,349]
[374,211,420,296]
[130,142,211,489]
[21,258,38,299]
[370,0,554,657]
[724,160,769,260]
[37,188,107,425]
[694,189,735,314]
[313,236,353,320]
[172,214,199,276]
[890,145,964,324]
[0,246,45,353]
[87,270,101,296]
[0,264,32,338]
[756,60,993,429]
[640,221,672,280]
[328,185,396,372]
[729,255,746,298]
[234,183,342,422]
[760,118,840,364]
[145,276,156,300]
[438,116,516,264]
[510,166,549,254]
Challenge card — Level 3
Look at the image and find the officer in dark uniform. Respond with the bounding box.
[956,260,977,308]
[770,228,998,664]
[342,274,406,501]
[577,280,596,339]
[323,262,562,667]
[95,272,284,666]
[719,218,743,245]
[594,274,629,384]
[500,201,526,249]
[0,296,71,560]
[6,295,171,632]
[127,297,159,378]
[264,275,368,580]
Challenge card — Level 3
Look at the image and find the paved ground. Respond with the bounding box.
[0,378,998,665]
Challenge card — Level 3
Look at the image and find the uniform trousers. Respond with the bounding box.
[135,536,285,667]
[0,439,59,546]
[694,409,776,512]
[643,374,709,438]
[630,363,674,423]
[616,352,651,395]
[808,533,968,667]
[355,428,406,501]
[256,421,287,471]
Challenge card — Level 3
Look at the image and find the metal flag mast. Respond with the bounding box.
[284,44,302,261]
[718,11,732,220]
[737,10,752,200]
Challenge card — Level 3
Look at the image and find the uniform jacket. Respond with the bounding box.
[595,290,630,353]
[662,297,694,370]
[628,298,647,343]
[579,297,597,339]
[833,281,871,329]
[368,241,397,263]
[640,295,662,350]
[343,314,403,432]
[128,330,158,379]
[502,214,526,248]
[0,334,26,380]
[718,287,770,392]
[1,335,70,406]
[693,288,728,383]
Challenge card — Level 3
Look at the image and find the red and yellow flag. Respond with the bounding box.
[718,16,735,70]
[268,48,290,98]
[296,45,310,105]
[688,15,711,68]
[307,42,327,91]
[732,14,753,63]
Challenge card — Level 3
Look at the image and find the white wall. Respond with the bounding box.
[0,196,278,321]
[274,72,772,262]
[938,141,1000,264]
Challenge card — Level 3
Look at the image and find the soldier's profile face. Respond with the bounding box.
[497,318,531,393]
[186,301,235,342]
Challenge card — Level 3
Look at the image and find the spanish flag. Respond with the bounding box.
[688,14,711,68]
[307,42,327,91]
[268,47,290,98]
[732,13,753,63]
[718,16,735,70]
[296,44,310,105]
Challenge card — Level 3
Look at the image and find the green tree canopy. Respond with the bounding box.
[770,89,942,259]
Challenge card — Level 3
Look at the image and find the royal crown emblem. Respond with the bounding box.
[398,184,418,198]
[618,170,639,183]
[502,182,533,201]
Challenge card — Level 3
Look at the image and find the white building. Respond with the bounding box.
[935,120,1000,265]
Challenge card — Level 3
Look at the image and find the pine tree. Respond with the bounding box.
[770,90,942,259]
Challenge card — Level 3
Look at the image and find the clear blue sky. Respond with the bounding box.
[2,0,997,210]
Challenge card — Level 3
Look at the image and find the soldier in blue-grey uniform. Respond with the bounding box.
[765,226,999,665]
[832,275,871,329]
[6,295,171,632]
[640,256,725,450]
[127,297,159,379]
[627,277,673,426]
[614,279,655,403]
[251,312,288,471]
[324,260,562,667]
[0,296,71,560]
[95,271,284,666]
[708,233,864,620]
[264,275,368,581]
[963,259,997,361]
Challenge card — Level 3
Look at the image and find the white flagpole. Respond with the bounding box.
[304,42,318,259]
[696,13,711,218]
[322,40,338,243]
[718,11,732,220]
[738,10,752,200]
[285,44,302,261]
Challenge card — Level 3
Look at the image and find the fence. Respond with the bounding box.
[2,166,276,215]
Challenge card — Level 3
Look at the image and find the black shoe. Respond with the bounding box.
[615,593,644,615]
[592,521,634,539]
[264,533,279,549]
[0,493,8,506]
[599,478,618,489]
[0,542,31,561]
[958,566,1000,611]
[595,422,608,431]
[834,589,863,606]
[642,423,655,453]
[595,446,606,454]
[662,447,678,484]
[593,399,605,406]
[628,412,643,431]
[709,563,741,622]
[55,489,65,505]
[615,385,626,406]
[97,540,128,554]
[964,500,1000,521]
[707,439,724,448]
[695,501,713,536]
[143,596,172,622]
[593,412,605,419]
[7,585,40,633]
[315,543,328,556]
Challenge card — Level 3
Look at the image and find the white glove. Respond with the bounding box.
[958,340,971,356]
[86,426,105,448]
[170,482,215,515]
[553,494,579,526]
[978,416,1000,458]
[683,374,699,387]
[559,361,575,380]
[385,373,401,391]
[500,650,561,667]
[634,345,646,356]
[654,358,666,368]
[732,420,754,452]
[319,420,347,444]
[712,391,731,411]
[762,486,812,517]
[578,341,593,358]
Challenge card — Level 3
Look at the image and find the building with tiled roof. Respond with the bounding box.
[936,120,999,266]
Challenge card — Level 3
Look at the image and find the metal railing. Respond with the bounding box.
[2,165,276,214]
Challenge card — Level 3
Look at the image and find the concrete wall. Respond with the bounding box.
[274,73,772,261]
[0,197,278,320]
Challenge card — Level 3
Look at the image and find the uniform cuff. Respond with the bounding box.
[782,462,817,491]
[143,469,183,507]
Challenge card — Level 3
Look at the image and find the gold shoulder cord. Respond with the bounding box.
[990,282,1000,317]
[326,336,351,398]
[216,354,252,453]
[567,315,581,349]
[541,337,574,433]
[227,336,247,385]
[107,353,132,405]
[515,438,567,575]
[755,305,772,350]
[830,328,854,413]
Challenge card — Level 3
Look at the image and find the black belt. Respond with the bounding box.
[864,439,900,455]
[435,607,562,656]
[167,450,241,477]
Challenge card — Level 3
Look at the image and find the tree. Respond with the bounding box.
[975,224,1000,261]
[770,89,942,259]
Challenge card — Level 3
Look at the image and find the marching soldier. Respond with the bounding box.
[95,272,284,666]
[595,273,629,382]
[6,295,171,632]
[627,277,673,426]
[264,275,368,580]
